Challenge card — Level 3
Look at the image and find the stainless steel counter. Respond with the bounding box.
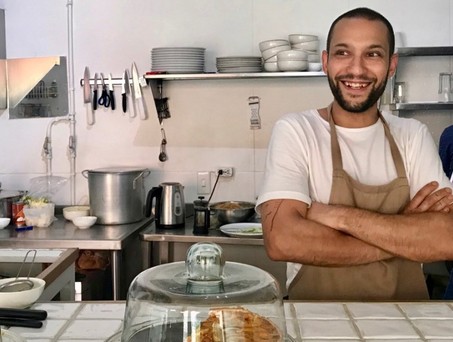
[0,215,153,300]
[140,216,288,293]
[140,216,263,266]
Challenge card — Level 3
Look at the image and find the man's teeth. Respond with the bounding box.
[344,81,367,89]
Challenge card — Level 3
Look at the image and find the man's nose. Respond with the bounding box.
[346,55,366,74]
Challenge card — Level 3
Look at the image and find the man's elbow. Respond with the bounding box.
[263,233,290,262]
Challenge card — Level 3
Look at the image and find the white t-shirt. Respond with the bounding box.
[256,109,452,288]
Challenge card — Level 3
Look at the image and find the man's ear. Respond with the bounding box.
[388,53,399,78]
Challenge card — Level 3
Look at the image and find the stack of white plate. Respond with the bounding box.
[151,47,205,74]
[216,56,263,73]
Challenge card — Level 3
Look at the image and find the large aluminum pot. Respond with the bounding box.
[82,167,150,225]
[0,189,24,219]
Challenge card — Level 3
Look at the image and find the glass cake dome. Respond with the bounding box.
[111,242,288,342]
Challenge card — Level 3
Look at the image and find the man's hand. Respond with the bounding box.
[403,181,453,214]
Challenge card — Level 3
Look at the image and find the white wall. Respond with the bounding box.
[1,0,453,206]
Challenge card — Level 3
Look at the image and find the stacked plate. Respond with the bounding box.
[216,56,263,73]
[151,47,205,74]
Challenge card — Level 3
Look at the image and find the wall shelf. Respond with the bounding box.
[145,71,326,118]
[390,101,453,111]
[391,46,453,113]
[144,71,325,81]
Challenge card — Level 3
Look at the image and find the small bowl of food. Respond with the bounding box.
[63,206,90,221]
[209,201,256,225]
[0,218,10,229]
[72,216,97,229]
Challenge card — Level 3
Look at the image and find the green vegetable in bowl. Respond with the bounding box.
[21,195,50,207]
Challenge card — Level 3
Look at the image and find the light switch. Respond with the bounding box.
[197,171,211,194]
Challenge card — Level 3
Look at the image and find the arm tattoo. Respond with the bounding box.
[262,200,284,232]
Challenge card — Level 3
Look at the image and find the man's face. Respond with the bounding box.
[322,17,397,113]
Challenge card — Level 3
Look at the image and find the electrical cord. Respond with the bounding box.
[207,170,223,203]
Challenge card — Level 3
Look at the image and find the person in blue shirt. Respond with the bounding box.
[439,125,453,179]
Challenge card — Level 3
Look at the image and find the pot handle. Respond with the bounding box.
[82,170,89,179]
[132,169,151,190]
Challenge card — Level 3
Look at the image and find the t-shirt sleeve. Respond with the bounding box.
[256,116,312,212]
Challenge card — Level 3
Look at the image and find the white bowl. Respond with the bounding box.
[63,205,90,221]
[0,277,45,308]
[277,60,308,72]
[306,51,321,62]
[0,217,10,229]
[261,44,291,61]
[308,62,322,71]
[288,34,319,44]
[265,55,277,62]
[259,39,289,52]
[277,49,308,61]
[72,216,97,229]
[291,40,319,51]
[263,61,279,72]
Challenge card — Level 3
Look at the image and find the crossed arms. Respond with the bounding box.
[260,182,453,267]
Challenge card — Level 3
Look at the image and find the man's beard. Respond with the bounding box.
[327,73,388,113]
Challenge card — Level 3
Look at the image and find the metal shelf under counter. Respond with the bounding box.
[390,101,453,111]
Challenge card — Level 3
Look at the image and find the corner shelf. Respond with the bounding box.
[392,46,453,112]
[390,101,453,111]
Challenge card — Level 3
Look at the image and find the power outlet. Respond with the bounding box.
[197,171,211,194]
[217,167,234,177]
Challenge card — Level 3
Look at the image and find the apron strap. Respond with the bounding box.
[327,104,407,178]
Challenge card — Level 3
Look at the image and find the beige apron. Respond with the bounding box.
[288,107,429,300]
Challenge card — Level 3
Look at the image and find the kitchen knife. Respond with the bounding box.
[92,73,98,111]
[108,73,115,110]
[121,69,129,114]
[83,66,91,103]
[131,62,148,120]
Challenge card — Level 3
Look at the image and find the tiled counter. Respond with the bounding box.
[6,301,453,341]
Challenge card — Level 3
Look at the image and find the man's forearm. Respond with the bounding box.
[312,204,453,262]
[262,200,394,266]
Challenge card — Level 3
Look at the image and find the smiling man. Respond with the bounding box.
[256,7,453,300]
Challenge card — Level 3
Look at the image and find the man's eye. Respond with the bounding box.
[368,51,382,57]
[335,50,348,56]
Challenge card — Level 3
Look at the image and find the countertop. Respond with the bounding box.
[0,215,153,250]
[6,301,453,341]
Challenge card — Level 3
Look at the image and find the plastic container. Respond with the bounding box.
[23,203,55,227]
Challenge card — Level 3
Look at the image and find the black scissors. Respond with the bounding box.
[97,73,111,108]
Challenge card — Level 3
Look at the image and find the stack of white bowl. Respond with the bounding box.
[259,39,291,72]
[288,34,322,71]
[276,50,308,72]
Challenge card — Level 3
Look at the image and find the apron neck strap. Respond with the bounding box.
[327,104,407,177]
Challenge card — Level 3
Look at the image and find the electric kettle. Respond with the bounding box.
[146,182,185,228]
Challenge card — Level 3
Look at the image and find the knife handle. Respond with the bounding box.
[122,93,127,113]
[93,89,98,110]
[0,318,43,328]
[0,308,47,320]
[109,90,115,110]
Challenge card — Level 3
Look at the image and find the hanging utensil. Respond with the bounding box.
[121,69,130,114]
[83,67,95,125]
[108,73,115,110]
[159,128,168,162]
[0,250,37,293]
[131,62,148,120]
[97,73,111,108]
[92,72,98,111]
